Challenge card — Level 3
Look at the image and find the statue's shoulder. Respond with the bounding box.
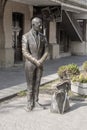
[23,32,28,38]
[23,31,31,39]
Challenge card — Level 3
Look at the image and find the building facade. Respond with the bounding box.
[0,0,87,67]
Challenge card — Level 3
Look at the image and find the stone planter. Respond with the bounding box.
[71,82,87,95]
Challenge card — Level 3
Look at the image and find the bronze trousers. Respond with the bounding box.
[25,61,43,108]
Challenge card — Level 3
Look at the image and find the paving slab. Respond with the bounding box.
[0,94,87,130]
[0,56,87,130]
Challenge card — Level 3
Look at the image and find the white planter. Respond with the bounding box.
[71,82,87,95]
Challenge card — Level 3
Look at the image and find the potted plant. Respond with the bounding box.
[66,63,80,77]
[71,61,87,95]
[58,63,87,95]
[58,63,80,80]
[82,61,87,72]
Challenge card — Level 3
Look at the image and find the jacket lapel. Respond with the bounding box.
[38,34,40,50]
[29,30,38,50]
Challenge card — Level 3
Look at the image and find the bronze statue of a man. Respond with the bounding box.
[22,17,48,111]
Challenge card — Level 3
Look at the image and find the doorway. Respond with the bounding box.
[60,29,69,53]
[12,12,24,63]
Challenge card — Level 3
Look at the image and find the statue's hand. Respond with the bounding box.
[38,59,43,65]
[37,61,41,67]
[37,60,43,69]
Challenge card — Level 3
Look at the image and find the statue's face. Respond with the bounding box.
[32,18,42,32]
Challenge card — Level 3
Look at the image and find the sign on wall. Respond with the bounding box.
[41,6,62,22]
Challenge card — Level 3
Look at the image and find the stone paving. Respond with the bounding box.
[0,55,87,130]
[0,94,87,130]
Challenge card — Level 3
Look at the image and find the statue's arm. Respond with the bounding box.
[22,35,40,67]
[39,37,49,64]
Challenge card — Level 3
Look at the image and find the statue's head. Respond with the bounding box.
[31,17,42,32]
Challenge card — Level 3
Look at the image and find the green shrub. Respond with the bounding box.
[17,91,27,97]
[82,61,87,72]
[67,63,80,76]
[58,63,80,79]
[71,75,79,82]
[72,73,87,83]
[58,65,67,79]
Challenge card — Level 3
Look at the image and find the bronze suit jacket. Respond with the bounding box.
[22,29,48,69]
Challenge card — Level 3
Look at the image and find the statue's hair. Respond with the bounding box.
[31,17,42,25]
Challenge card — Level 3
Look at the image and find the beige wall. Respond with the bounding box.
[70,41,87,55]
[1,1,33,67]
[49,44,60,59]
[49,21,60,59]
[49,21,57,44]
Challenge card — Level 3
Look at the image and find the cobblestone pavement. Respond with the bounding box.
[0,55,87,130]
[0,94,87,130]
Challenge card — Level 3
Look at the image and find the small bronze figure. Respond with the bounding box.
[50,80,71,114]
[22,17,48,111]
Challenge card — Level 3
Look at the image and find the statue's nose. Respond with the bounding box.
[40,25,42,29]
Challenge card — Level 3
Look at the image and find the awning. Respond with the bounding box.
[11,0,58,6]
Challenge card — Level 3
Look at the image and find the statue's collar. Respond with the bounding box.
[31,29,39,37]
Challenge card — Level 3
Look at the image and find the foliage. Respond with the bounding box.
[67,63,80,76]
[82,61,87,72]
[58,63,80,79]
[57,65,67,79]
[72,73,87,83]
[17,90,27,97]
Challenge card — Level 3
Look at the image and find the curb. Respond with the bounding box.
[0,74,58,103]
[0,94,17,103]
[69,96,87,101]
